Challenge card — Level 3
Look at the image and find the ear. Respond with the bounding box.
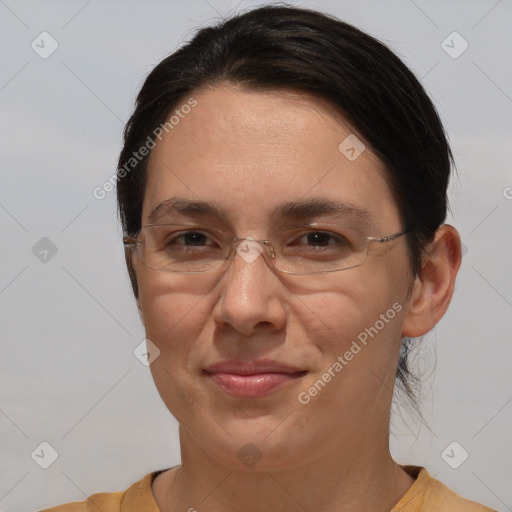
[136,297,144,325]
[401,224,462,338]
[133,261,144,326]
[125,244,144,324]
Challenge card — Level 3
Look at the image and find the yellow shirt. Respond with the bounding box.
[40,465,496,511]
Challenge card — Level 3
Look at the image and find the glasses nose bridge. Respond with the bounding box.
[229,236,275,269]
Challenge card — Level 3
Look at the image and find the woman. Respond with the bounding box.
[44,4,495,511]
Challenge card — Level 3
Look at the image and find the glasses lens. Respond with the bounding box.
[140,225,227,272]
[272,224,367,274]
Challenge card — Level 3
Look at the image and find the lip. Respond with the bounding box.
[203,360,307,398]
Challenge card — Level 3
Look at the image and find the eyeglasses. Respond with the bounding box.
[123,222,409,275]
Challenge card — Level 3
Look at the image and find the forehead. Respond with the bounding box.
[143,84,400,231]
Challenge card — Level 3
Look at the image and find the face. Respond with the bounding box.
[135,84,415,471]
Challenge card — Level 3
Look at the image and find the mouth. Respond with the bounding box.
[202,360,308,398]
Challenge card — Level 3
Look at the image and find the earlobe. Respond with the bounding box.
[401,224,462,338]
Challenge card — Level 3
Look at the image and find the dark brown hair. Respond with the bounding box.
[117,4,453,409]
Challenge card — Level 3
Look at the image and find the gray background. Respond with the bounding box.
[0,0,511,510]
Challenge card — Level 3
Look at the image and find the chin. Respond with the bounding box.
[183,413,317,473]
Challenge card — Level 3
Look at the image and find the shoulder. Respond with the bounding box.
[39,491,123,512]
[422,476,496,512]
[393,466,497,512]
[39,472,159,512]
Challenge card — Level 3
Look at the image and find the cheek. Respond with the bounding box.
[306,267,408,384]
[306,289,406,408]
[138,275,215,420]
[137,270,212,356]
[311,270,403,336]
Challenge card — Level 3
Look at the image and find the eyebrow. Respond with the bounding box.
[147,197,372,227]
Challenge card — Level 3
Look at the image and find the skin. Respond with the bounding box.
[132,83,462,512]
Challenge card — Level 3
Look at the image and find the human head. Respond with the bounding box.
[116,4,456,410]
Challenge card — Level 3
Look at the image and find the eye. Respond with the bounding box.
[165,230,217,248]
[168,231,210,246]
[290,230,349,250]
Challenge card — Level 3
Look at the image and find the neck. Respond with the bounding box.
[153,427,415,512]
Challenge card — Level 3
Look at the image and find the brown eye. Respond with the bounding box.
[290,231,349,250]
[169,232,210,246]
[303,232,338,248]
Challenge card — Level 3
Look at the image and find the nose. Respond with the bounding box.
[211,237,286,337]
